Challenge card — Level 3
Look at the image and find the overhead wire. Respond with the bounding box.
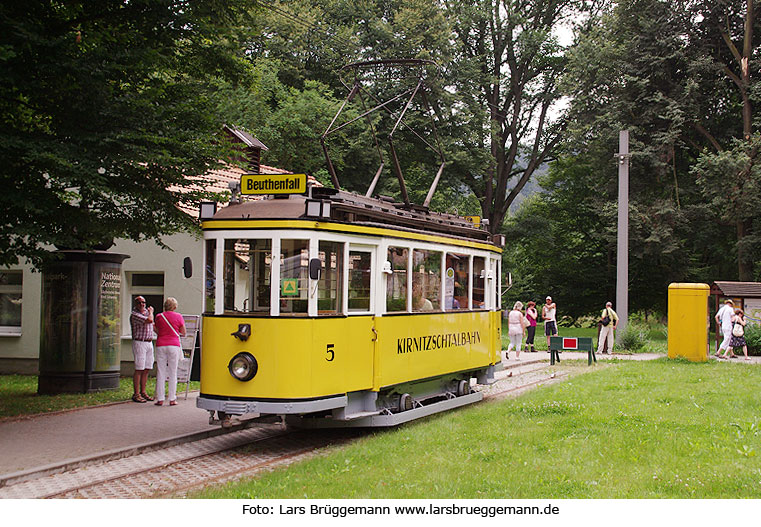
[253,0,357,51]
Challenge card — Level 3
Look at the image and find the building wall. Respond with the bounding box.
[0,232,205,375]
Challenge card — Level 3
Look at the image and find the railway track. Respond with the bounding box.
[0,361,567,499]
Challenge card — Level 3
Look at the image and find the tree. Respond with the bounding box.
[0,1,255,268]
[440,0,584,234]
[501,0,744,317]
[690,0,761,280]
[229,0,455,200]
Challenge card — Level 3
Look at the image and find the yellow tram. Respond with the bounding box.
[197,182,505,427]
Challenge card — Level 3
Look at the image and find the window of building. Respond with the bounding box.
[280,239,309,315]
[473,256,485,309]
[445,253,469,310]
[386,247,408,312]
[318,241,343,315]
[128,272,164,331]
[348,251,372,312]
[412,250,441,312]
[0,271,22,334]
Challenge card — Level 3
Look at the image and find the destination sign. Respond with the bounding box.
[241,173,307,195]
[464,215,481,228]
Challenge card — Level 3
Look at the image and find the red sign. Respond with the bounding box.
[562,337,578,349]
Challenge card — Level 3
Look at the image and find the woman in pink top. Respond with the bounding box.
[153,297,186,406]
[525,301,538,352]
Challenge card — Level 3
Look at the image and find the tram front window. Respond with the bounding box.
[205,239,215,313]
[223,239,271,313]
[318,241,343,315]
[280,239,308,315]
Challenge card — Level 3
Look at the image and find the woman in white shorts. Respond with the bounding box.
[506,301,527,360]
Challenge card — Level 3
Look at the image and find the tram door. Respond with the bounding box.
[310,243,376,393]
[488,256,501,363]
[346,245,376,386]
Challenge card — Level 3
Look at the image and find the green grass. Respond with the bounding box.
[193,359,761,498]
[0,375,199,419]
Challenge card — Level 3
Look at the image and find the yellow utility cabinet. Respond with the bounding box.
[668,283,710,362]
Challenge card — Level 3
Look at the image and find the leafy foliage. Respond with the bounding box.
[742,323,761,357]
[440,0,584,233]
[0,1,255,268]
[502,0,761,316]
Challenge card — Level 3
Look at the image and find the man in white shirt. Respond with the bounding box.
[714,299,734,357]
[542,296,557,349]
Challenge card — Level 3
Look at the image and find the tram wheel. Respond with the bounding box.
[457,380,471,396]
[399,393,413,412]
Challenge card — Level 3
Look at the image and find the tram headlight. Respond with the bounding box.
[228,352,258,381]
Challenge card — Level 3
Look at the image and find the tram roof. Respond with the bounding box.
[209,187,499,247]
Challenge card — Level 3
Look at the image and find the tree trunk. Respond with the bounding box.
[737,218,754,280]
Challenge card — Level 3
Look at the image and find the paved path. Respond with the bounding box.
[0,393,216,481]
[501,350,667,365]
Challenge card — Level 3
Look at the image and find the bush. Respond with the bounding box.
[618,323,649,351]
[570,314,598,328]
[742,323,761,356]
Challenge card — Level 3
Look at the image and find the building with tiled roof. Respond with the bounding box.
[176,163,290,218]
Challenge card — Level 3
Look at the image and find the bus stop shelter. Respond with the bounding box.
[710,281,761,347]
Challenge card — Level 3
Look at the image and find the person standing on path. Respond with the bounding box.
[542,296,558,349]
[714,299,735,357]
[525,301,538,352]
[722,308,749,360]
[153,297,186,406]
[506,301,527,360]
[597,301,619,354]
[129,296,154,403]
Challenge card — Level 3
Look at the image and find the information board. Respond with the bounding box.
[176,314,199,399]
[744,298,761,326]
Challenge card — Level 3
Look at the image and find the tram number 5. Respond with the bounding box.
[326,344,335,362]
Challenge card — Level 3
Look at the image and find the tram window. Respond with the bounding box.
[445,253,469,310]
[473,257,485,309]
[280,239,308,315]
[318,241,343,315]
[386,247,408,312]
[412,250,441,312]
[204,240,215,313]
[497,258,502,310]
[223,239,271,313]
[348,251,371,312]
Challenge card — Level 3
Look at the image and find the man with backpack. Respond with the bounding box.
[597,301,619,355]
